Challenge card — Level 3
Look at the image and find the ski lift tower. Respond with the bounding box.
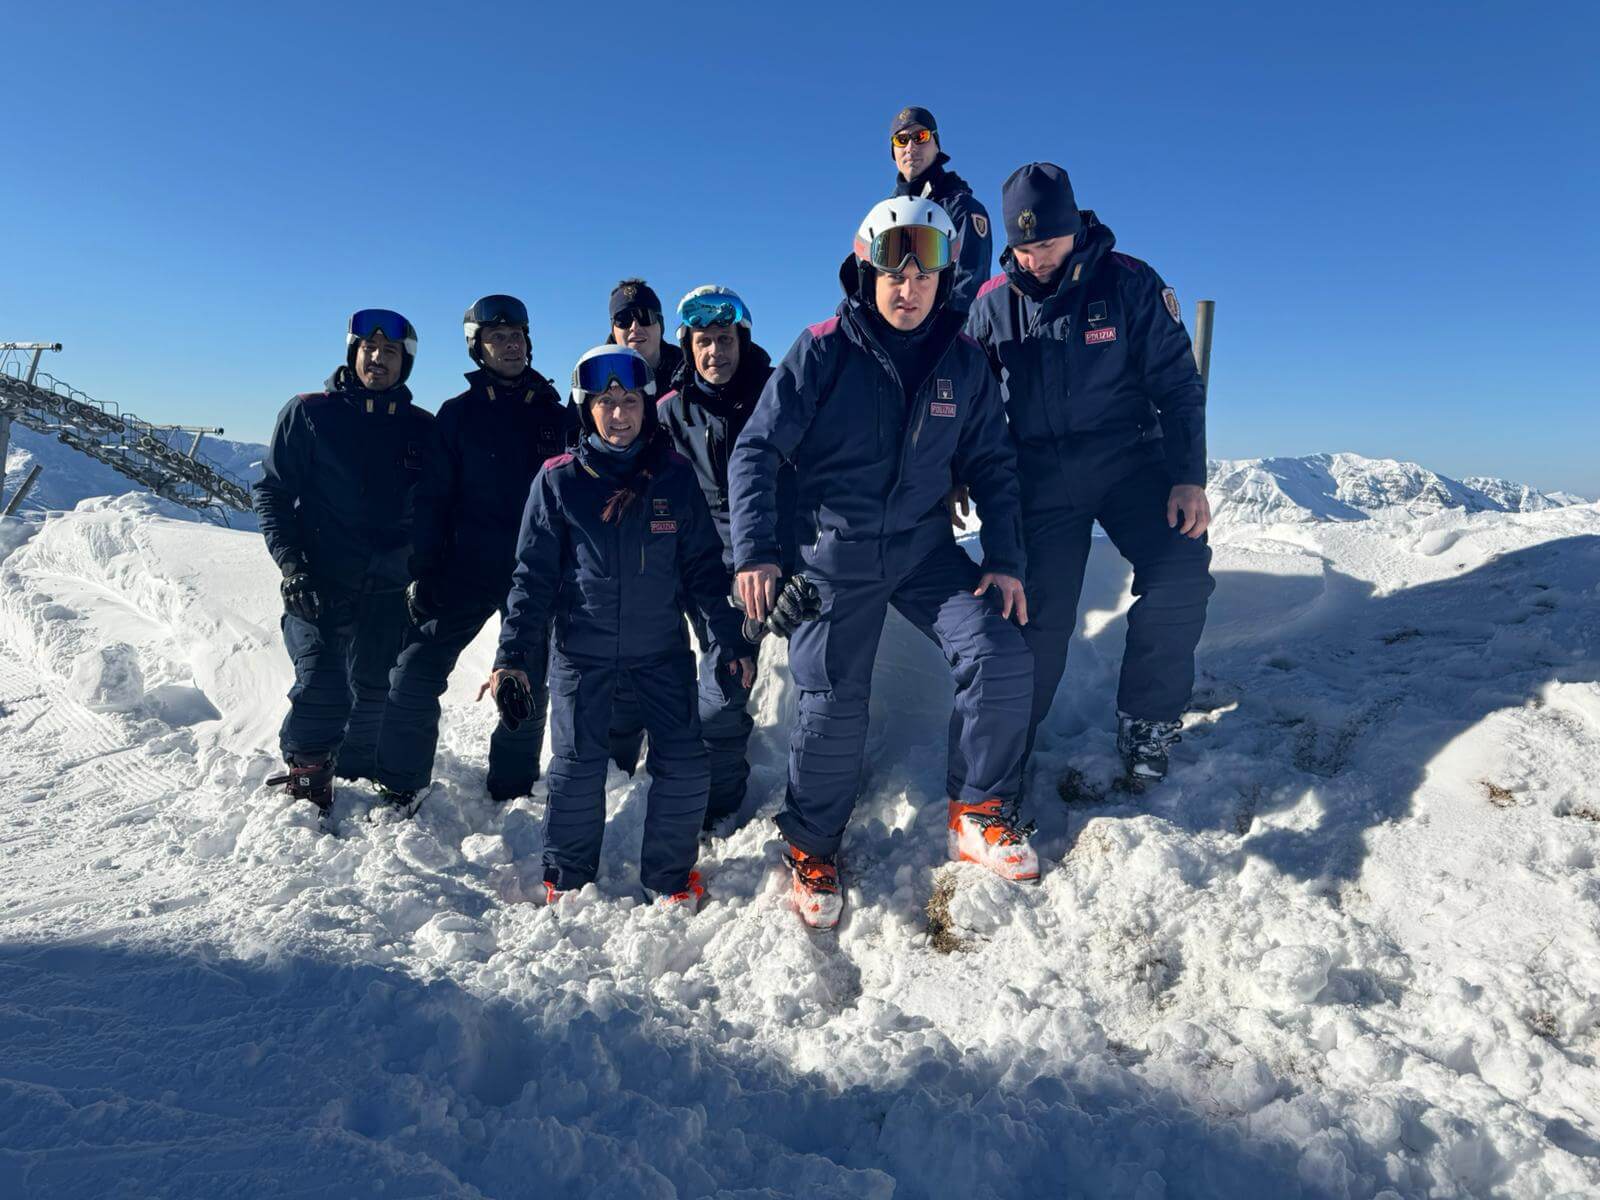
[0,342,62,513]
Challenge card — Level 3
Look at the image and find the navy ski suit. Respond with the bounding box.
[495,431,744,892]
[648,340,796,823]
[893,157,993,316]
[375,368,577,799]
[728,268,1033,859]
[252,368,434,775]
[962,211,1215,764]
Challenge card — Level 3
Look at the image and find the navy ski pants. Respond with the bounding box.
[951,460,1215,793]
[609,617,755,822]
[690,612,757,823]
[278,585,409,776]
[544,648,708,893]
[375,599,548,799]
[779,538,1032,859]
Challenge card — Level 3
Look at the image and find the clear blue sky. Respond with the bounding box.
[5,2,1597,492]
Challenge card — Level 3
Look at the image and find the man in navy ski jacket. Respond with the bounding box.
[655,285,795,833]
[492,346,748,901]
[253,309,434,810]
[888,106,993,316]
[373,295,577,805]
[960,161,1215,784]
[729,197,1036,929]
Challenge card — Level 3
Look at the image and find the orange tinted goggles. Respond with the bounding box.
[891,128,934,148]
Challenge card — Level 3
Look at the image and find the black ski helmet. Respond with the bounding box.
[463,294,531,365]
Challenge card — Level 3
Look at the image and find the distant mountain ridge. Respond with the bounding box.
[1207,452,1586,525]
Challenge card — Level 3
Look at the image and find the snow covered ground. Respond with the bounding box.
[2,465,1599,1198]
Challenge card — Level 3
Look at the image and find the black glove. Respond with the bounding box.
[405,576,445,627]
[767,574,822,638]
[495,672,535,731]
[281,571,321,623]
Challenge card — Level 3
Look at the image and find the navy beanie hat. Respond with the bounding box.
[609,279,663,321]
[890,105,938,138]
[1001,162,1083,246]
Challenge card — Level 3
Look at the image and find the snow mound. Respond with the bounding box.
[3,470,1600,1197]
[1208,452,1586,525]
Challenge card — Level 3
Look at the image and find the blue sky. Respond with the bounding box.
[5,2,1597,492]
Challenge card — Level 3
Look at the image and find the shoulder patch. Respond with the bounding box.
[956,332,985,352]
[971,213,989,240]
[665,449,693,469]
[806,316,842,339]
[296,391,334,406]
[976,275,1010,299]
[542,452,575,471]
[1110,251,1150,273]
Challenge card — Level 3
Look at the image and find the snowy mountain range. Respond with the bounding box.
[1207,451,1587,524]
[7,429,1586,534]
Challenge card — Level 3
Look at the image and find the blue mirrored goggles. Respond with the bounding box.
[573,349,653,396]
[349,308,415,342]
[678,292,750,331]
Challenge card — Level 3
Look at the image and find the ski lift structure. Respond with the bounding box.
[0,342,254,521]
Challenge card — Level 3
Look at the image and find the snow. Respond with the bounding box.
[3,466,1600,1197]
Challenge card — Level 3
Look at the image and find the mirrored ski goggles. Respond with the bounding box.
[678,292,750,330]
[891,128,934,148]
[349,308,414,342]
[869,225,951,274]
[573,350,652,396]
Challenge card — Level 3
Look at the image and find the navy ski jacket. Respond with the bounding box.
[657,341,797,574]
[729,261,1025,584]
[893,158,993,316]
[495,431,744,674]
[253,367,434,592]
[409,367,577,599]
[965,211,1207,498]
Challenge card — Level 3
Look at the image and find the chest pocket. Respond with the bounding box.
[640,498,679,575]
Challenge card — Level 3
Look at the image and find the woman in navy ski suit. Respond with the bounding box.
[491,347,749,903]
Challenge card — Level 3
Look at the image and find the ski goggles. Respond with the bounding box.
[868,225,952,274]
[611,306,660,329]
[348,308,415,343]
[572,347,654,397]
[891,128,934,148]
[466,294,528,327]
[678,290,750,331]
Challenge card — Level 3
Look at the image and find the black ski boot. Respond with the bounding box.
[372,784,423,820]
[267,756,334,812]
[1117,713,1182,785]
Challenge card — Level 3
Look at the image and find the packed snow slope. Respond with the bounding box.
[2,473,1599,1198]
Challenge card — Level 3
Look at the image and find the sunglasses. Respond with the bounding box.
[612,307,660,330]
[891,128,934,148]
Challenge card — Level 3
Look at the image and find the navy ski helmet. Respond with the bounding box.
[463,294,531,366]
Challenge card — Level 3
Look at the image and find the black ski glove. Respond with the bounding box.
[281,570,322,623]
[406,576,446,627]
[495,672,535,731]
[767,574,822,639]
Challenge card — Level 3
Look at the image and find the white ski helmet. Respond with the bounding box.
[852,195,961,273]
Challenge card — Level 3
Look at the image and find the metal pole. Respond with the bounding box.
[0,414,10,512]
[1192,299,1215,389]
[25,347,44,386]
[2,464,41,516]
